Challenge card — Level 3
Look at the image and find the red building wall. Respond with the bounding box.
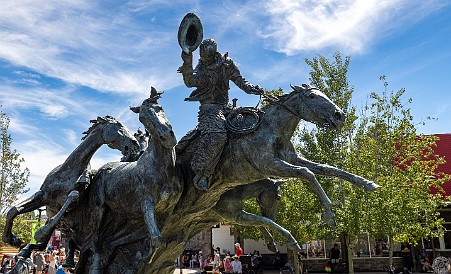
[432,134,451,195]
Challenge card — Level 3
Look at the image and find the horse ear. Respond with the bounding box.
[97,116,107,123]
[150,86,157,97]
[290,84,300,91]
[130,106,140,113]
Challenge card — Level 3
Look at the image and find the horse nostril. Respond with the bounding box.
[334,111,343,121]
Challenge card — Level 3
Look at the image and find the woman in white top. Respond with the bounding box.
[213,248,220,270]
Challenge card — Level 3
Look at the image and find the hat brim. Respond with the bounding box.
[178,13,203,54]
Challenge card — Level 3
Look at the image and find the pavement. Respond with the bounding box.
[172,268,403,274]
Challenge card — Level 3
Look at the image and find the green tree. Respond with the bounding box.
[0,107,32,245]
[349,77,449,265]
[0,108,30,214]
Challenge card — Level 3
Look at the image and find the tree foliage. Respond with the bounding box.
[0,108,30,215]
[350,77,449,246]
[0,108,32,245]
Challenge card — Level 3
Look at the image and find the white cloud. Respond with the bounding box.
[0,0,183,94]
[257,0,448,55]
[63,129,79,147]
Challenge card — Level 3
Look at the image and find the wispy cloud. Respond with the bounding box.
[0,0,183,94]
[256,0,449,55]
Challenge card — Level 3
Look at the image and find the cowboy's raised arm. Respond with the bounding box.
[177,51,200,88]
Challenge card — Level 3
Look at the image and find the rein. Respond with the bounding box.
[260,87,317,118]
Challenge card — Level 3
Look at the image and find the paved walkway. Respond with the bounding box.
[172,269,281,274]
[172,268,404,274]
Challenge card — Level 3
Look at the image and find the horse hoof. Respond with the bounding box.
[267,243,278,253]
[321,211,337,227]
[364,181,381,192]
[7,235,22,248]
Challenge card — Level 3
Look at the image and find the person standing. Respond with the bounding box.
[213,247,221,271]
[47,250,58,274]
[34,251,46,274]
[198,251,203,271]
[330,244,341,273]
[234,243,243,257]
[401,244,412,271]
[231,255,242,273]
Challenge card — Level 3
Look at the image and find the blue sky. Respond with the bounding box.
[1,0,450,196]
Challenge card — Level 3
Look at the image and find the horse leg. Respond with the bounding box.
[89,205,106,274]
[142,196,162,248]
[257,182,281,253]
[231,210,301,252]
[257,227,278,253]
[2,190,44,247]
[293,156,380,191]
[268,158,336,226]
[34,190,79,243]
[65,239,77,266]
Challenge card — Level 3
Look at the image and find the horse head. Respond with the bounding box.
[82,115,140,157]
[286,84,345,129]
[130,87,176,148]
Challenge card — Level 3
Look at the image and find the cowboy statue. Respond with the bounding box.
[177,13,264,191]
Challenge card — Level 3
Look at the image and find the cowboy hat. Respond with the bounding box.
[178,13,203,54]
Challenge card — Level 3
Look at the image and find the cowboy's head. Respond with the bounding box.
[200,38,217,66]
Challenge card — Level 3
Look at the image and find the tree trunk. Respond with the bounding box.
[346,234,355,274]
[293,248,300,274]
[388,234,394,267]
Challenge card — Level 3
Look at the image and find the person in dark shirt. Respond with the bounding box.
[330,244,341,273]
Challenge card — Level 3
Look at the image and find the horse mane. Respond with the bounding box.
[81,115,119,140]
[260,89,298,112]
[260,84,313,112]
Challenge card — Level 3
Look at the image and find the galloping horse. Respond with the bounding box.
[210,84,381,253]
[147,84,379,274]
[86,90,180,273]
[2,116,140,248]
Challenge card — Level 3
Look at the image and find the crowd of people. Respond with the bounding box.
[1,246,74,274]
[180,243,267,274]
